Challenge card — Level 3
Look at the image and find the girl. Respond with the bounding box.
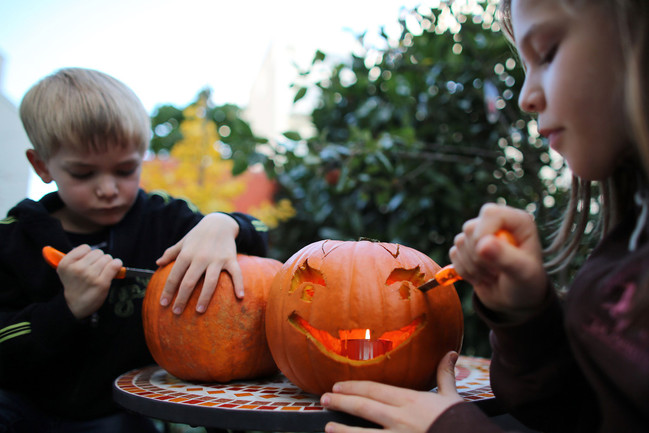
[320,1,649,432]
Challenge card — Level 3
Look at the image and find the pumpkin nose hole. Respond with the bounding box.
[398,283,411,300]
[301,284,315,302]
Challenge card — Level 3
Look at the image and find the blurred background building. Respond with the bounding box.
[0,44,311,216]
[0,54,31,216]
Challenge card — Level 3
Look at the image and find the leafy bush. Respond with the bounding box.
[263,3,568,356]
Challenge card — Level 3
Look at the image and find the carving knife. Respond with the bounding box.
[418,229,516,292]
[42,246,155,279]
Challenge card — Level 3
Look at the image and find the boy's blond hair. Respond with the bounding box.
[19,67,151,161]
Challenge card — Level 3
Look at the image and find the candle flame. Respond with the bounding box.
[365,329,371,340]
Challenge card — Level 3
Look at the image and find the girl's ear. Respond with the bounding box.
[26,149,53,183]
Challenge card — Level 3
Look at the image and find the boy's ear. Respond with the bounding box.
[26,149,53,183]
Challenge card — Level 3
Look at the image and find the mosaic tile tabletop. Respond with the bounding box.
[114,356,492,415]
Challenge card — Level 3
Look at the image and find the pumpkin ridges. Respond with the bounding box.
[265,239,463,395]
[143,254,282,382]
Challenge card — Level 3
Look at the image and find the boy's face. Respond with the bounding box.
[29,145,144,233]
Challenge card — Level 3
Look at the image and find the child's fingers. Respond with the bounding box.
[170,263,207,314]
[156,242,182,266]
[158,259,188,310]
[323,421,378,433]
[436,351,460,398]
[195,264,224,313]
[100,257,123,280]
[329,381,412,406]
[474,204,536,249]
[224,259,244,299]
[321,387,394,429]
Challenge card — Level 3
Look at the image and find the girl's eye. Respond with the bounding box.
[540,44,558,65]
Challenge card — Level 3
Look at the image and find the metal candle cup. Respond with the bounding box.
[343,338,393,360]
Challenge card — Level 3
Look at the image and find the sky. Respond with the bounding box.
[0,0,431,113]
[0,0,436,201]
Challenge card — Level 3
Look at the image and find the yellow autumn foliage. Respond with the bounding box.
[141,95,294,228]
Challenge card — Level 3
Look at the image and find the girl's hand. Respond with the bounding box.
[320,351,463,433]
[57,244,122,319]
[156,213,243,315]
[449,203,548,322]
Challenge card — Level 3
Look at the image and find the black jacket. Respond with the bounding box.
[0,190,268,419]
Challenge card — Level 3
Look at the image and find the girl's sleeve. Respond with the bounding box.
[428,402,504,433]
[474,290,595,433]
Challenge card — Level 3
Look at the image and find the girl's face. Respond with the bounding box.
[512,0,631,181]
[29,144,143,233]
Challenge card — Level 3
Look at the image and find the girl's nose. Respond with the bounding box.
[518,75,545,114]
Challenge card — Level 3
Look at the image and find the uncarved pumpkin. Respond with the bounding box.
[143,254,282,382]
[265,240,463,395]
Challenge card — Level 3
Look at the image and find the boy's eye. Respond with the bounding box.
[116,168,138,177]
[69,172,93,179]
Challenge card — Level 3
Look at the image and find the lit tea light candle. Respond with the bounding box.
[343,329,393,360]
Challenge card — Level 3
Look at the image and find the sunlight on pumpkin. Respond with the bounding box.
[140,94,295,228]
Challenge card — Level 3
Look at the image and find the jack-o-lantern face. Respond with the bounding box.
[265,240,463,395]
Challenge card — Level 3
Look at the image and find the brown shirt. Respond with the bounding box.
[430,211,649,432]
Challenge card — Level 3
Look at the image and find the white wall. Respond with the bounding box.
[0,55,32,217]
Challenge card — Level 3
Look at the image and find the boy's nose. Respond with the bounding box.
[95,177,118,198]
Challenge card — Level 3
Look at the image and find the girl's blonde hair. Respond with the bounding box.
[499,0,649,269]
[499,0,649,323]
[19,67,151,161]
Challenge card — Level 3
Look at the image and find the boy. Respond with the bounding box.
[0,67,269,432]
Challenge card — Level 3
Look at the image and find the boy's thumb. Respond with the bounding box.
[436,351,459,396]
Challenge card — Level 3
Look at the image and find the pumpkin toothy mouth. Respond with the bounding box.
[288,312,426,361]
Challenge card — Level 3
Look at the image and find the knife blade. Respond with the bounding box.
[42,246,155,279]
[417,229,516,293]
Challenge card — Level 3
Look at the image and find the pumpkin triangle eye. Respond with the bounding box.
[290,259,325,302]
[385,267,427,299]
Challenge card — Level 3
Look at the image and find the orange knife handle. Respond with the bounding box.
[42,246,127,279]
[42,246,65,269]
[434,265,462,286]
[431,230,514,287]
[495,229,517,246]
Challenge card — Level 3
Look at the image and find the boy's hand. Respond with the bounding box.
[57,244,123,319]
[320,351,463,433]
[156,213,243,315]
[449,203,549,322]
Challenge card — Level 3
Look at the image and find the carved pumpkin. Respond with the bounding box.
[143,254,282,382]
[265,240,463,395]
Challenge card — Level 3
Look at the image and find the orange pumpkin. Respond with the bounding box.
[143,254,282,382]
[265,239,463,395]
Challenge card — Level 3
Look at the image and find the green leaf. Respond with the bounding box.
[283,131,302,141]
[293,87,308,103]
[313,50,326,64]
